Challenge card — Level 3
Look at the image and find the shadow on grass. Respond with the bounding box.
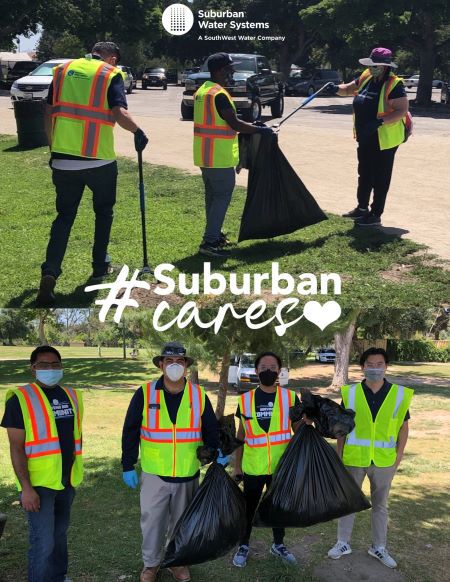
[5,279,100,309]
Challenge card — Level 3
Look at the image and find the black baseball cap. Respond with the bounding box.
[152,342,194,367]
[207,52,240,73]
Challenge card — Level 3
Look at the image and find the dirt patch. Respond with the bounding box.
[313,551,405,581]
[130,283,184,308]
[380,263,418,284]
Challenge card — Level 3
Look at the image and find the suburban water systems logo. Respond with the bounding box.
[162,3,194,35]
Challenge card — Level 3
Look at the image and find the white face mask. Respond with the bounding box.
[36,369,63,386]
[165,363,185,382]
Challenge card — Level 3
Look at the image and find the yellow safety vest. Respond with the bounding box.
[193,81,239,168]
[140,381,205,477]
[341,382,413,467]
[240,387,296,475]
[354,68,407,150]
[5,383,83,491]
[51,57,121,159]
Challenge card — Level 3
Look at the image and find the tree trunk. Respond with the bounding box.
[189,368,200,384]
[215,347,231,419]
[38,312,49,346]
[416,11,435,107]
[329,316,359,390]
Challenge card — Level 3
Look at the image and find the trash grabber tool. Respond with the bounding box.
[137,150,152,276]
[274,81,334,129]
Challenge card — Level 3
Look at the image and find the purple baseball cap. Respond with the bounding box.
[359,47,397,68]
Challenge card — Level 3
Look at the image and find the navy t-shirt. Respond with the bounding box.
[1,385,75,487]
[236,387,300,433]
[215,92,233,120]
[353,73,406,140]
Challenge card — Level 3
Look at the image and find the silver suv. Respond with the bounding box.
[118,65,134,94]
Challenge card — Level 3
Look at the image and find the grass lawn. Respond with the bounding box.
[0,356,449,581]
[1,134,449,309]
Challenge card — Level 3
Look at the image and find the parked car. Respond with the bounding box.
[10,59,71,101]
[142,67,167,90]
[166,69,178,84]
[403,74,444,89]
[182,53,284,122]
[285,69,304,96]
[315,348,336,363]
[286,68,341,96]
[441,80,450,104]
[1,61,40,88]
[178,67,200,86]
[228,353,289,393]
[117,65,134,94]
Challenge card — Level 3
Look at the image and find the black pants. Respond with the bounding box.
[41,162,118,278]
[356,136,398,217]
[241,474,285,546]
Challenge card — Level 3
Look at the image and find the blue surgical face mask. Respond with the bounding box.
[36,369,63,387]
[364,367,385,382]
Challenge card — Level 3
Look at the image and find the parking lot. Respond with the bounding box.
[1,84,449,259]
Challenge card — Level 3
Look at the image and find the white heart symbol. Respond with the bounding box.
[303,301,341,330]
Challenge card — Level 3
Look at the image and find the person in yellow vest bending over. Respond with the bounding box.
[1,346,83,582]
[328,47,408,227]
[328,347,413,569]
[37,41,149,306]
[232,351,307,568]
[193,52,274,258]
[121,342,220,582]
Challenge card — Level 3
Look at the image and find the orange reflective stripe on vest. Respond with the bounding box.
[53,61,116,158]
[18,384,61,458]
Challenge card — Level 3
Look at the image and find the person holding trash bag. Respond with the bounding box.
[232,352,306,568]
[121,342,220,582]
[328,347,413,569]
[36,41,149,306]
[193,52,274,258]
[329,47,408,227]
[1,346,83,582]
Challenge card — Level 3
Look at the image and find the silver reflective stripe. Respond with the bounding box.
[176,430,202,440]
[280,388,290,432]
[25,441,60,456]
[194,127,236,137]
[148,381,159,429]
[346,432,372,447]
[347,384,357,411]
[21,384,48,441]
[393,385,404,418]
[52,104,113,123]
[242,391,252,419]
[205,93,214,126]
[269,432,291,444]
[74,441,82,453]
[246,435,267,446]
[83,121,98,157]
[203,138,213,166]
[190,384,201,428]
[140,428,172,441]
[374,437,396,449]
[64,387,78,417]
[92,65,113,108]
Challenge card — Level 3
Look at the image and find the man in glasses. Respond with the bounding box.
[37,40,149,306]
[329,47,409,227]
[121,342,220,582]
[232,352,302,568]
[1,346,83,582]
[328,347,413,568]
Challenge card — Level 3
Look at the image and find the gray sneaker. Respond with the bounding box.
[368,546,397,568]
[270,543,297,565]
[328,540,352,559]
[233,544,249,567]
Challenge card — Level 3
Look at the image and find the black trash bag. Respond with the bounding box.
[218,413,244,455]
[237,132,327,242]
[196,445,218,465]
[254,424,370,528]
[161,463,246,567]
[290,388,355,439]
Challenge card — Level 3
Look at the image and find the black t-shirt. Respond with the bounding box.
[341,379,410,422]
[236,387,300,433]
[47,56,127,161]
[121,376,220,483]
[353,74,406,140]
[215,92,233,121]
[1,385,75,486]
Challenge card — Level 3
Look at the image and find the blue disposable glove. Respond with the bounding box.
[216,448,230,467]
[328,83,340,95]
[123,469,139,489]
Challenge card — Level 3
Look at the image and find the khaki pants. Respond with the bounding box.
[337,464,397,548]
[140,472,198,567]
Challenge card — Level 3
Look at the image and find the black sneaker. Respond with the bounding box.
[90,265,115,282]
[357,213,382,227]
[219,232,233,247]
[342,207,369,219]
[36,275,56,307]
[199,242,231,258]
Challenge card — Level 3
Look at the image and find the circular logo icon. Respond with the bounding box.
[68,70,75,76]
[268,401,274,407]
[53,399,59,405]
[162,3,194,36]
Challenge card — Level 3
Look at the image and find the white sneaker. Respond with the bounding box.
[328,541,352,559]
[368,546,397,568]
[270,543,297,565]
[233,545,249,567]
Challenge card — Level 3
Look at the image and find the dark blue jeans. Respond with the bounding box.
[25,486,75,582]
[41,162,118,278]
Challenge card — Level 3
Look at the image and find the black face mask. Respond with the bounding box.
[258,369,278,387]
